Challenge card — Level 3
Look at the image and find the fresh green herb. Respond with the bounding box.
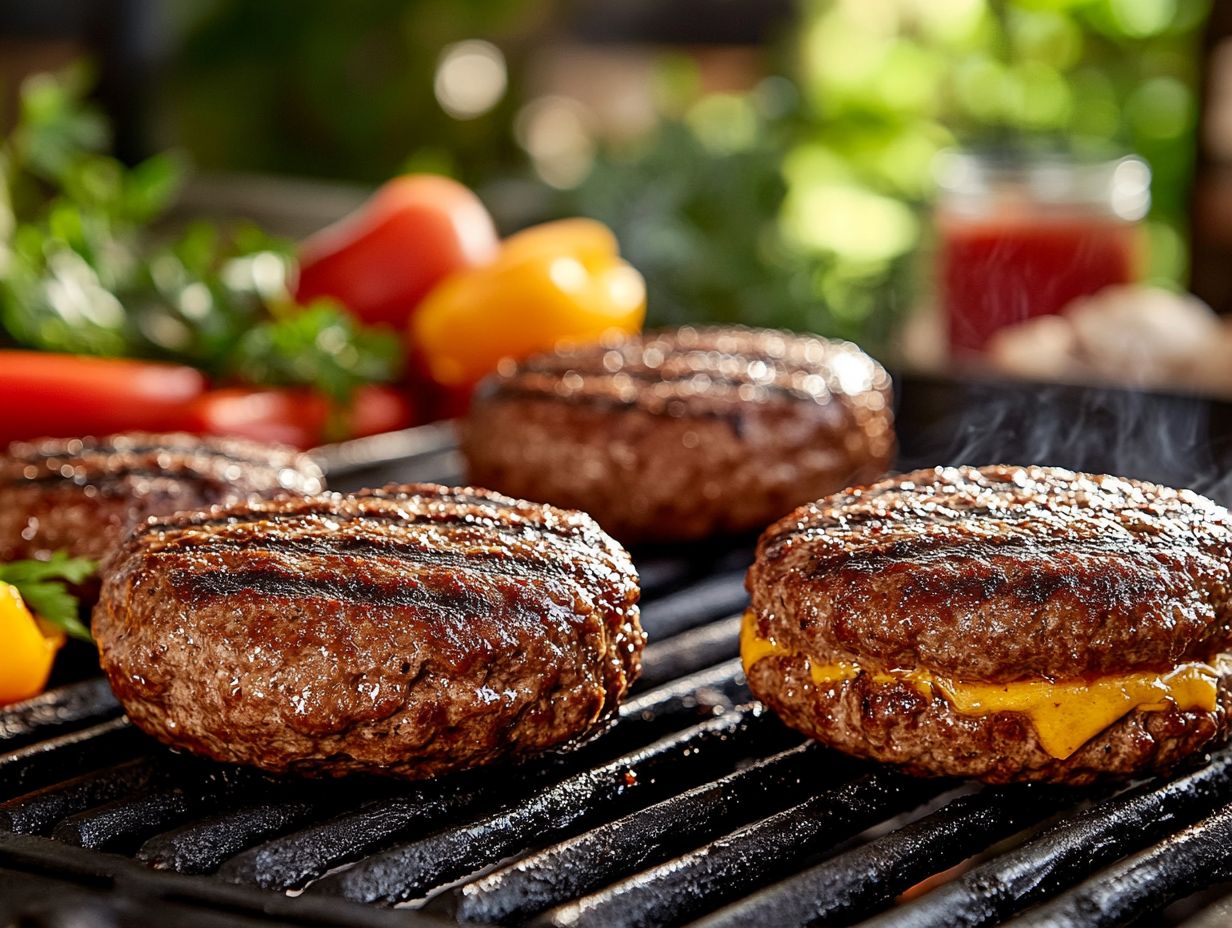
[0,552,96,642]
[231,302,404,407]
[0,66,401,408]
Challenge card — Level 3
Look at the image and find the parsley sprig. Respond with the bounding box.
[0,552,96,642]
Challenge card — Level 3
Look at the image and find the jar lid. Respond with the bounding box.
[934,148,1151,221]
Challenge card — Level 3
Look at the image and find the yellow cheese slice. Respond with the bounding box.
[740,611,1221,759]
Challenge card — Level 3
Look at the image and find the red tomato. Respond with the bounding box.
[186,385,414,449]
[0,351,206,446]
[294,175,499,329]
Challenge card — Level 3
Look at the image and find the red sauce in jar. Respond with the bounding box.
[933,150,1150,357]
[940,213,1141,354]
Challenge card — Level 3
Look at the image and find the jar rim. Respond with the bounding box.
[934,147,1151,221]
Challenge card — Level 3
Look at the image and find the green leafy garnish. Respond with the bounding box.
[231,301,404,407]
[0,67,401,412]
[0,552,97,642]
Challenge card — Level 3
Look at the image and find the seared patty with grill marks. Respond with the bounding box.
[462,326,895,543]
[745,465,1232,783]
[0,433,325,578]
[93,484,644,779]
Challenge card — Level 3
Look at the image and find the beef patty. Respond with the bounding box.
[0,433,325,572]
[93,484,644,779]
[462,326,894,543]
[744,465,1232,784]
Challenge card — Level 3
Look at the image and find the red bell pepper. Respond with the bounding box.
[295,174,499,330]
[185,385,414,449]
[0,351,207,445]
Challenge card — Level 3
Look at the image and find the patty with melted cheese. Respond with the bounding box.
[743,465,1232,784]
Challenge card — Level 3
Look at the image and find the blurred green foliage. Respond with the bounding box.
[548,0,1209,355]
[162,0,1212,354]
[0,68,402,404]
[561,108,909,349]
[170,0,534,183]
[785,0,1208,291]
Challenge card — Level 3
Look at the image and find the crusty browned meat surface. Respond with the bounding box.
[745,465,1232,783]
[462,326,894,543]
[751,465,1232,681]
[0,433,325,570]
[94,484,643,779]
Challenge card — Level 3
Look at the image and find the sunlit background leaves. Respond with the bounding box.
[28,0,1212,357]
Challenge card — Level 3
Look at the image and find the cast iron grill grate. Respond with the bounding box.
[6,379,1232,927]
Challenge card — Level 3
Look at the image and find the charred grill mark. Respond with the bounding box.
[504,359,868,393]
[799,533,1186,580]
[7,441,286,469]
[139,500,579,544]
[515,356,795,384]
[358,486,530,513]
[515,341,842,379]
[760,496,1197,552]
[137,501,608,570]
[155,532,584,586]
[483,330,887,417]
[6,466,237,490]
[174,567,495,612]
[489,380,824,413]
[142,505,428,536]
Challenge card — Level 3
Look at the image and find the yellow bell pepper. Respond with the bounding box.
[0,581,64,706]
[410,218,646,390]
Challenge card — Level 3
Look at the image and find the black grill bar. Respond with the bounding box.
[862,750,1232,928]
[219,662,748,892]
[0,679,121,750]
[637,572,748,639]
[218,783,485,892]
[633,539,753,600]
[542,769,947,928]
[0,717,145,795]
[138,798,324,875]
[9,399,1232,926]
[451,741,837,926]
[0,758,166,835]
[55,789,209,853]
[633,614,741,691]
[538,660,749,768]
[52,766,262,852]
[0,832,437,928]
[693,785,1077,928]
[1003,804,1232,928]
[631,557,695,598]
[311,704,789,905]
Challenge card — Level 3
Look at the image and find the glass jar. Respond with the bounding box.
[934,149,1151,356]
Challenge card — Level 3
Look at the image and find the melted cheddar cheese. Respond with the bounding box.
[740,611,1222,759]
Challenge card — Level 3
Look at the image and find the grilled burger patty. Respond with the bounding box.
[94,484,644,779]
[0,433,325,569]
[462,326,894,543]
[744,465,1232,784]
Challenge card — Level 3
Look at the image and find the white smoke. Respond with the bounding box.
[895,374,1232,506]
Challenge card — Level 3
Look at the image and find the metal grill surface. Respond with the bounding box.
[5,376,1232,927]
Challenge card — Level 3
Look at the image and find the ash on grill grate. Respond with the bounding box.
[5,406,1232,928]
